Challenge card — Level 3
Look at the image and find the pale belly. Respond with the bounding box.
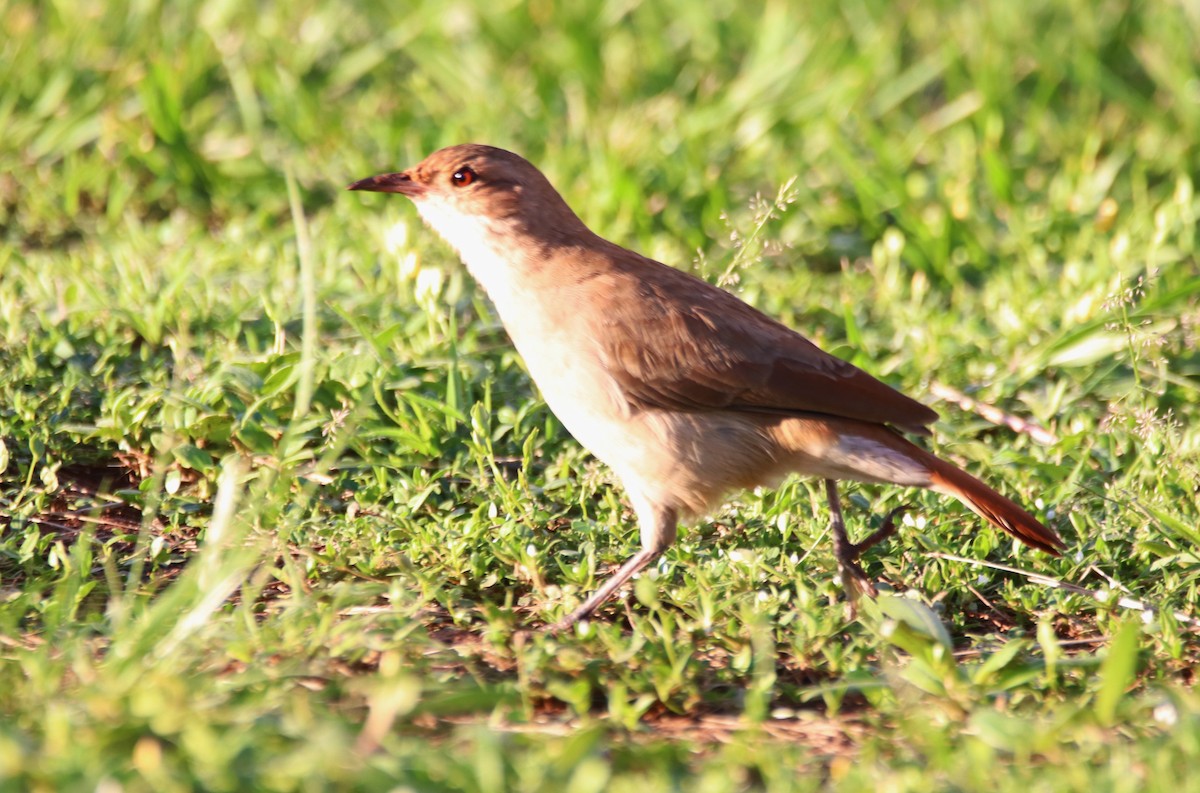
[515,340,785,517]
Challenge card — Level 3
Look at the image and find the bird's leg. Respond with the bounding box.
[550,496,678,633]
[551,546,662,632]
[825,480,910,608]
[825,479,878,601]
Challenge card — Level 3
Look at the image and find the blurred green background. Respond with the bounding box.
[2,0,1199,790]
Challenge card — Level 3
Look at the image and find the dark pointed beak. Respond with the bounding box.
[347,171,423,196]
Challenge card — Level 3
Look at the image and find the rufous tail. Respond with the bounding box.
[928,458,1065,555]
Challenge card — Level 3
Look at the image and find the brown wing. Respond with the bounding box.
[591,253,938,435]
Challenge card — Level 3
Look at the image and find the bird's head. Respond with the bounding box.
[349,144,586,251]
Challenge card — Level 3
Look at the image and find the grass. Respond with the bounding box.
[2,0,1200,789]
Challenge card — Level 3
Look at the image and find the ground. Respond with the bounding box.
[2,1,1199,790]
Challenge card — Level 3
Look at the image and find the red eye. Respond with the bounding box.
[451,167,475,187]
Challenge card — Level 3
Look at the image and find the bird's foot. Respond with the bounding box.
[850,504,908,556]
[832,503,910,618]
[834,542,878,600]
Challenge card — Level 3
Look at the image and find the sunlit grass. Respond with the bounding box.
[2,0,1200,789]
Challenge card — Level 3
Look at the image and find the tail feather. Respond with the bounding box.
[928,458,1065,555]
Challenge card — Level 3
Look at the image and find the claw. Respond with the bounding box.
[826,481,911,616]
[852,503,908,555]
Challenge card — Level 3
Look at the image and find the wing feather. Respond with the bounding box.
[590,254,938,434]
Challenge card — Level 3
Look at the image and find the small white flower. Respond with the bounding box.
[728,548,757,565]
[415,266,444,305]
[399,250,420,280]
[1154,701,1178,727]
[384,221,409,254]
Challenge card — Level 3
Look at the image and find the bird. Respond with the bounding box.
[349,144,1065,631]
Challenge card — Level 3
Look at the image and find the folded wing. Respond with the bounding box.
[592,256,938,435]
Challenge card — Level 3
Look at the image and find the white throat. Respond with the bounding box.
[417,198,506,270]
[414,197,539,325]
